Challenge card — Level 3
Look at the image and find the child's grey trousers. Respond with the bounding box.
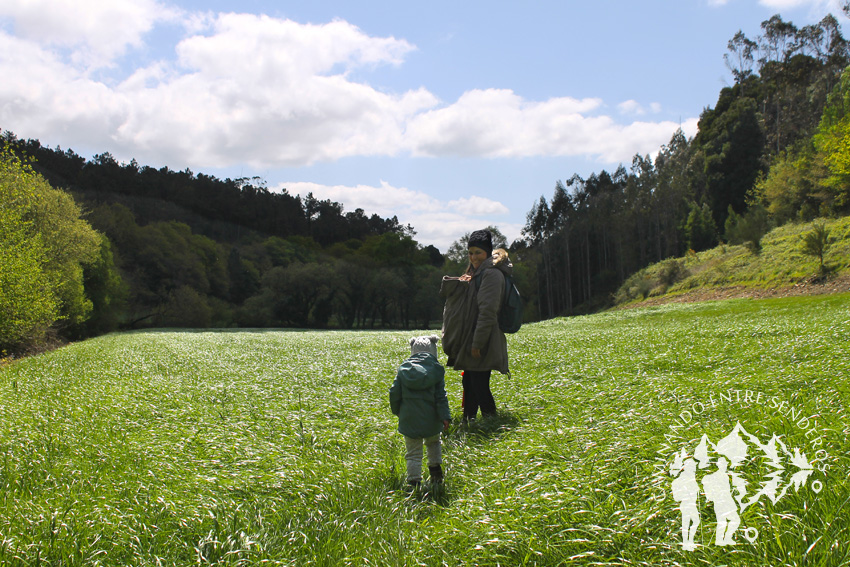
[404,434,441,482]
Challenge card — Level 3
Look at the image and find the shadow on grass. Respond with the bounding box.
[376,409,524,507]
[445,408,522,444]
[381,473,455,507]
[375,410,524,508]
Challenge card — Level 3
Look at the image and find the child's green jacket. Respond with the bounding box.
[389,352,451,438]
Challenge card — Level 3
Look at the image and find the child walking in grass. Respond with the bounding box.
[389,335,451,487]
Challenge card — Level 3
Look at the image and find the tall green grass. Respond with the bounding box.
[1,294,848,565]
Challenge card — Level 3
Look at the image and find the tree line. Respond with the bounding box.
[0,135,449,355]
[519,13,850,319]
[6,135,412,247]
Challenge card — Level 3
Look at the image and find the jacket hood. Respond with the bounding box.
[396,352,445,390]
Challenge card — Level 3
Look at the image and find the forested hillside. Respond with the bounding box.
[0,136,448,355]
[520,13,850,318]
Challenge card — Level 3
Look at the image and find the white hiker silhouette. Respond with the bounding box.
[716,423,749,468]
[694,435,710,469]
[702,457,741,546]
[669,424,822,551]
[671,457,700,551]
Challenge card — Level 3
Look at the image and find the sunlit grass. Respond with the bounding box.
[1,294,848,565]
[619,217,850,302]
[681,217,850,288]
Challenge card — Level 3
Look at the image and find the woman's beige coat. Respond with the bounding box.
[440,250,512,374]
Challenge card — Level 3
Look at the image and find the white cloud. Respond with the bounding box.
[446,196,510,216]
[757,0,816,8]
[280,180,443,215]
[713,0,842,13]
[0,33,127,145]
[617,100,664,116]
[765,0,850,13]
[406,88,694,163]
[407,214,524,253]
[0,10,442,168]
[112,14,435,168]
[0,7,698,174]
[405,89,605,158]
[618,100,645,115]
[279,181,517,250]
[0,0,179,68]
[174,14,415,79]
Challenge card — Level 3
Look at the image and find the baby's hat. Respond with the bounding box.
[410,335,439,357]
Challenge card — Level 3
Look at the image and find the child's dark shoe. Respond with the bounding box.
[428,464,443,483]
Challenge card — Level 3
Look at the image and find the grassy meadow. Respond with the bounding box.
[0,294,849,566]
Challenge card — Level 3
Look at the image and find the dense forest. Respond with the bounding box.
[521,13,850,318]
[3,12,850,354]
[0,136,449,354]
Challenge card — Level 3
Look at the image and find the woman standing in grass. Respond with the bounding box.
[440,229,512,422]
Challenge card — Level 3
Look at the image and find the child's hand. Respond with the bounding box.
[443,420,450,431]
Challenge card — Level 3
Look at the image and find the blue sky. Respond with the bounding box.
[1,0,846,251]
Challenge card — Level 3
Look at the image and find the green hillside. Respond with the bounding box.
[615,216,850,306]
[1,295,847,565]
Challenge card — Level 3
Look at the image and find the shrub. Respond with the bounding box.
[657,258,687,287]
[725,204,772,251]
[800,220,833,274]
[0,147,102,352]
[613,270,653,304]
[0,207,58,349]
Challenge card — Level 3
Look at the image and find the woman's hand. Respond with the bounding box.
[459,274,472,282]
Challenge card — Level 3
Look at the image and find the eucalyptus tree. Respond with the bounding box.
[523,197,555,318]
[550,181,574,314]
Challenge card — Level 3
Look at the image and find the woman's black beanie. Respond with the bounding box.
[468,229,493,256]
